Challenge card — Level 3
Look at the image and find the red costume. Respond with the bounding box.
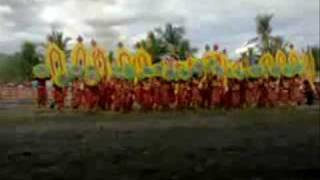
[211,78,225,108]
[244,80,259,107]
[224,79,241,109]
[151,80,162,110]
[190,81,201,108]
[289,77,304,105]
[71,80,84,109]
[112,83,123,111]
[279,78,290,106]
[176,83,189,109]
[85,85,99,110]
[266,79,279,107]
[123,82,134,112]
[53,85,66,111]
[160,82,171,109]
[141,82,153,111]
[200,81,211,109]
[36,78,48,107]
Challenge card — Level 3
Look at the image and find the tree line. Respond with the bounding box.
[0,14,319,83]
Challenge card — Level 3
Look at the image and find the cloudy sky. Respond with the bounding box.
[0,0,319,57]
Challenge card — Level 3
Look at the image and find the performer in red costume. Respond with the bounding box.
[53,84,67,111]
[289,75,304,106]
[279,77,291,106]
[266,78,279,107]
[160,80,171,110]
[190,78,202,109]
[71,78,84,109]
[210,76,225,108]
[35,77,49,108]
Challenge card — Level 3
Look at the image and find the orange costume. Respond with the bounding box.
[190,81,202,108]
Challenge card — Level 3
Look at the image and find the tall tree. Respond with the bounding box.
[256,14,273,53]
[140,32,167,63]
[20,41,40,80]
[311,46,320,72]
[138,23,197,62]
[155,23,197,59]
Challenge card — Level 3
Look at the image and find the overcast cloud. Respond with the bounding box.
[0,0,319,57]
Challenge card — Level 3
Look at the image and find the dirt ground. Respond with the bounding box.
[0,101,319,179]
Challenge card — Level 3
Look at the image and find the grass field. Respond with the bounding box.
[0,103,319,179]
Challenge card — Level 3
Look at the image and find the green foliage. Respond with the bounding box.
[0,53,24,83]
[311,46,320,72]
[138,23,197,63]
[20,41,40,80]
[256,14,273,53]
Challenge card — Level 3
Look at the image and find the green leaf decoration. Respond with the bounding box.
[250,65,263,78]
[124,64,135,80]
[192,61,204,76]
[33,64,50,79]
[112,64,123,79]
[166,68,177,81]
[178,67,191,81]
[293,63,304,76]
[270,65,281,78]
[54,71,70,87]
[84,66,101,86]
[283,64,294,78]
[154,63,162,76]
[68,65,84,80]
[143,66,154,79]
[234,68,245,80]
[215,65,224,77]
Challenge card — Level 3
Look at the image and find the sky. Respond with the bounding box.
[0,0,319,57]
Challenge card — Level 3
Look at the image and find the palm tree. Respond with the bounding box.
[140,32,168,63]
[270,36,290,55]
[155,23,197,59]
[256,14,273,53]
[44,29,72,58]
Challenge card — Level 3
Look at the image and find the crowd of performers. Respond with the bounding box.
[35,74,317,112]
[33,37,319,112]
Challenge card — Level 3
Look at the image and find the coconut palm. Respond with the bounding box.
[49,29,72,57]
[256,14,273,53]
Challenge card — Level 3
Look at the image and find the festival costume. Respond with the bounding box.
[71,80,84,109]
[229,80,242,109]
[190,81,201,108]
[160,82,171,109]
[289,77,304,105]
[141,83,153,111]
[266,79,279,107]
[53,85,66,111]
[36,78,48,107]
[279,79,291,106]
[211,78,225,108]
